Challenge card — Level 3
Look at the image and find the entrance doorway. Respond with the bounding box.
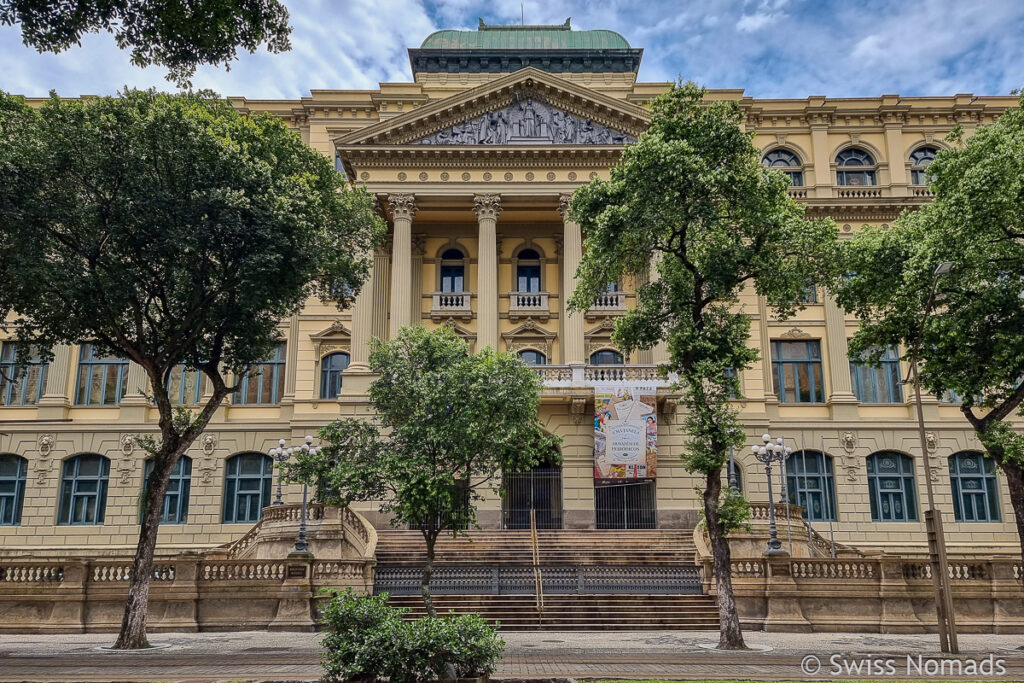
[502,463,563,529]
[595,480,657,529]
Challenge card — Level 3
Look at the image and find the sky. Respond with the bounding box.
[2,0,1023,100]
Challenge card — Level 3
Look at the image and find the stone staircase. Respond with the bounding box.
[374,528,719,630]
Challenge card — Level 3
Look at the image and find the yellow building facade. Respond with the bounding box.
[1,21,1020,558]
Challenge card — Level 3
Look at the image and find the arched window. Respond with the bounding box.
[320,352,350,400]
[518,349,547,365]
[762,149,803,186]
[836,148,877,186]
[58,454,110,525]
[866,452,918,522]
[223,452,273,523]
[910,146,938,185]
[589,349,624,365]
[949,451,1000,522]
[142,456,192,524]
[785,451,837,522]
[439,248,466,293]
[516,248,541,293]
[0,454,27,525]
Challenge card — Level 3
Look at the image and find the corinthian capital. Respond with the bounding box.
[387,193,417,221]
[558,193,572,220]
[473,194,502,221]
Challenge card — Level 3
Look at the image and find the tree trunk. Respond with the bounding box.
[421,531,437,618]
[112,449,177,649]
[704,470,746,650]
[1001,461,1024,584]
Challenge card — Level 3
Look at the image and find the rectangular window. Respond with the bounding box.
[771,340,825,403]
[75,343,128,405]
[167,363,203,405]
[0,342,48,406]
[236,343,286,405]
[850,346,903,404]
[798,285,818,304]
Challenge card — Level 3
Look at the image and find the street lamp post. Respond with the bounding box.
[752,433,792,557]
[268,435,321,557]
[908,261,958,654]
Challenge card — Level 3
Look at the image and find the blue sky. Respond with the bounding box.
[2,0,1023,99]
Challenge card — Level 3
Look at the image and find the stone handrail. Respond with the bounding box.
[261,503,328,524]
[431,291,472,313]
[748,502,804,522]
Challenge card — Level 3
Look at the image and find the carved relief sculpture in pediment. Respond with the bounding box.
[502,318,556,358]
[415,91,635,146]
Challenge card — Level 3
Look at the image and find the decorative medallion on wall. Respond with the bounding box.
[359,172,370,181]
[461,172,471,181]
[418,172,428,181]
[568,172,577,181]
[413,91,635,146]
[841,431,856,453]
[925,431,938,453]
[503,172,514,181]
[201,433,217,456]
[483,172,492,181]
[525,172,535,181]
[37,433,54,456]
[440,172,450,181]
[546,172,556,181]
[397,172,407,181]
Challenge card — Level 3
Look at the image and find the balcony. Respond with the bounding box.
[508,291,550,320]
[531,364,670,388]
[431,291,472,320]
[586,290,627,320]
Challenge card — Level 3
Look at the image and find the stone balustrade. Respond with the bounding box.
[702,555,1023,634]
[430,291,472,316]
[530,364,668,387]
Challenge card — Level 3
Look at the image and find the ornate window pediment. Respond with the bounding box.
[439,318,478,352]
[310,321,351,359]
[584,318,622,358]
[502,318,556,357]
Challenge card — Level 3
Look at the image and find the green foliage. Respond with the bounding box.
[286,326,560,535]
[0,89,384,382]
[319,589,504,683]
[831,94,1024,469]
[716,486,752,535]
[568,81,836,482]
[0,0,291,87]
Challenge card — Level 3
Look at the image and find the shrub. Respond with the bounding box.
[319,590,505,682]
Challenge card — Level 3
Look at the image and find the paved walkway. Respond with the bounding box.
[0,630,1021,681]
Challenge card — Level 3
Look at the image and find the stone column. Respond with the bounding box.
[559,194,585,367]
[824,293,858,417]
[371,247,390,342]
[346,253,377,374]
[474,194,501,351]
[387,193,416,338]
[38,343,73,419]
[757,296,776,404]
[410,234,425,326]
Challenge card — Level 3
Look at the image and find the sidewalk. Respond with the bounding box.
[0,630,1021,681]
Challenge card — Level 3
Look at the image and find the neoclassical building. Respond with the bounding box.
[1,20,1020,558]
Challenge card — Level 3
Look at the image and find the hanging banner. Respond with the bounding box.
[593,385,658,486]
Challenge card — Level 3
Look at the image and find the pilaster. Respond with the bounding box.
[650,252,669,365]
[474,194,501,351]
[118,361,151,422]
[345,246,379,387]
[38,344,73,420]
[823,293,859,418]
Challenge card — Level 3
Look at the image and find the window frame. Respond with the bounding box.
[850,345,904,404]
[909,146,939,185]
[235,343,286,405]
[75,343,129,406]
[439,247,467,293]
[518,349,547,366]
[58,454,110,525]
[866,451,918,522]
[771,340,825,404]
[0,454,27,525]
[166,362,204,405]
[0,342,48,406]
[142,456,192,524]
[222,452,274,523]
[319,351,350,400]
[514,247,543,293]
[948,451,1000,522]
[836,148,878,187]
[589,349,624,365]
[785,450,837,522]
[761,148,804,187]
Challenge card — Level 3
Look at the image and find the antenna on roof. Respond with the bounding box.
[521,4,524,25]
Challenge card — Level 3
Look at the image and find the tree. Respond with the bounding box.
[831,95,1024,572]
[0,0,291,87]
[567,82,837,649]
[0,89,384,648]
[285,326,560,617]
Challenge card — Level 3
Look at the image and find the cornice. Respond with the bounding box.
[338,144,625,170]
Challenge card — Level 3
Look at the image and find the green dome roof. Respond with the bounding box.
[420,18,631,51]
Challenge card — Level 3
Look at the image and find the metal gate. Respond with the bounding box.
[502,465,563,529]
[595,481,657,529]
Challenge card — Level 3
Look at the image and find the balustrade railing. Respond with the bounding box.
[508,291,549,312]
[584,365,660,382]
[0,564,64,583]
[589,290,626,312]
[790,559,876,579]
[836,187,883,199]
[431,291,471,313]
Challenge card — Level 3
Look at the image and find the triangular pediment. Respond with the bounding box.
[336,68,649,148]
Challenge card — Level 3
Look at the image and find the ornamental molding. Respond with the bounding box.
[570,396,589,425]
[779,327,812,339]
[473,194,502,220]
[310,321,352,361]
[439,318,477,352]
[387,193,417,221]
[334,68,648,148]
[502,318,557,357]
